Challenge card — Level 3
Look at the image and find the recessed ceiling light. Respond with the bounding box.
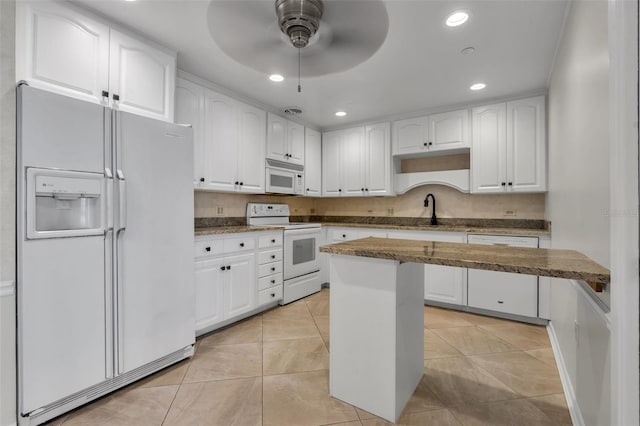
[446,11,469,27]
[335,111,347,117]
[124,0,136,2]
[461,46,475,55]
[269,74,284,82]
[470,83,486,91]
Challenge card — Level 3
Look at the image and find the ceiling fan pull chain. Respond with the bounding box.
[298,47,302,93]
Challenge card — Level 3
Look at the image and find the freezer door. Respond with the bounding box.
[19,237,108,414]
[115,112,195,374]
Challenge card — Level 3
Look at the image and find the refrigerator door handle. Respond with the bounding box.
[105,168,114,231]
[117,170,126,232]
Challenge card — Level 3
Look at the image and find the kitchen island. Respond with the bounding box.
[320,237,609,422]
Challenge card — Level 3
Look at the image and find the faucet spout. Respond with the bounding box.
[424,193,437,226]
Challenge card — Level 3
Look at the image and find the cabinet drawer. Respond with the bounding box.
[468,269,538,317]
[258,249,283,265]
[331,230,359,242]
[259,234,283,248]
[258,285,283,306]
[223,236,256,253]
[194,239,223,258]
[259,261,283,277]
[259,274,283,291]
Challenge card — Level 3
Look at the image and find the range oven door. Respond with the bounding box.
[284,227,321,280]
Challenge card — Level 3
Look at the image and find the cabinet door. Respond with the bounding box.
[204,90,238,191]
[175,78,205,184]
[109,29,176,122]
[506,96,546,192]
[392,116,428,155]
[429,109,469,151]
[287,121,305,165]
[237,104,266,194]
[341,127,366,196]
[322,131,342,196]
[305,128,322,196]
[194,258,225,333]
[424,265,466,305]
[266,113,288,162]
[224,253,257,319]
[365,123,392,196]
[16,1,110,105]
[471,103,507,193]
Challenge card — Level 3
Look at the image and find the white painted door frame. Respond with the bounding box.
[608,0,639,425]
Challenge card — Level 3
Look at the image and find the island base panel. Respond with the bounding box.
[329,255,424,422]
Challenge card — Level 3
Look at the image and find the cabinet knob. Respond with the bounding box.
[306,188,310,191]
[342,234,346,238]
[365,188,369,191]
[271,255,276,259]
[240,242,245,247]
[501,182,506,186]
[240,182,243,186]
[227,265,231,270]
[199,177,205,182]
[497,300,504,304]
[508,182,513,186]
[271,279,276,284]
[112,94,120,101]
[271,293,276,297]
[428,142,433,146]
[423,142,427,146]
[102,90,109,98]
[271,267,276,271]
[235,181,239,185]
[338,189,342,192]
[220,266,226,271]
[361,188,364,191]
[205,246,211,252]
[271,239,276,243]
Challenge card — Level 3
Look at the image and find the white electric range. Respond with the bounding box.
[247,203,322,304]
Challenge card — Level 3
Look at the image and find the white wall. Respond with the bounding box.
[546,0,611,424]
[0,0,16,425]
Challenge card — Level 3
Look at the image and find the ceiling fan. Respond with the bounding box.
[207,0,389,92]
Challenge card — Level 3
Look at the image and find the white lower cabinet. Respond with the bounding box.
[388,230,467,305]
[467,234,539,318]
[194,231,282,335]
[223,253,256,319]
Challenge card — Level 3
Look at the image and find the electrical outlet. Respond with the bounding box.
[310,208,316,214]
[503,208,517,217]
[387,208,394,216]
[216,206,224,216]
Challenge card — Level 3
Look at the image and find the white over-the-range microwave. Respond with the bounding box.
[265,159,305,195]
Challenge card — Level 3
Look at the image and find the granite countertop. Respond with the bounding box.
[319,222,549,237]
[320,237,610,284]
[195,225,285,236]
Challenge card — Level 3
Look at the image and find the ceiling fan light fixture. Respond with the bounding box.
[275,0,324,49]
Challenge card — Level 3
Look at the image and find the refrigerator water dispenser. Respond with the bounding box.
[26,168,105,239]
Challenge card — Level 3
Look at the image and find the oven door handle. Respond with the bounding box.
[284,227,322,237]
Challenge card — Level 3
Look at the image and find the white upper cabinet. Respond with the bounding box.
[237,103,267,194]
[506,96,546,192]
[16,1,110,105]
[304,128,322,196]
[471,96,546,193]
[321,131,342,196]
[471,103,507,193]
[16,1,176,122]
[392,109,469,156]
[429,109,470,151]
[365,123,392,196]
[322,124,392,197]
[175,78,204,183]
[108,30,176,122]
[267,113,305,166]
[177,81,266,194]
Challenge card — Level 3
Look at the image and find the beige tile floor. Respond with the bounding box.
[46,288,572,425]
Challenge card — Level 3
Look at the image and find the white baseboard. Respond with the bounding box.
[0,280,14,297]
[547,321,585,426]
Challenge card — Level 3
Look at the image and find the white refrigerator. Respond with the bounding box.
[16,85,195,425]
